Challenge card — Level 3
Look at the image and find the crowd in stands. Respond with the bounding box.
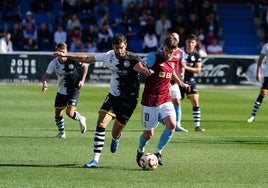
[0,0,224,55]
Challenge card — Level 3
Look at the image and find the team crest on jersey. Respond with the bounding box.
[68,64,74,70]
[191,56,196,61]
[124,60,130,67]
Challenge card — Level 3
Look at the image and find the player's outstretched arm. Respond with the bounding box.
[133,62,154,76]
[53,52,96,64]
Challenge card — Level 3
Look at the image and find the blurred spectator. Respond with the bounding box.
[171,14,186,32]
[78,0,95,13]
[261,5,268,41]
[203,30,215,47]
[30,0,52,13]
[23,22,38,41]
[203,11,220,36]
[0,0,20,22]
[22,37,39,51]
[155,12,171,40]
[158,27,172,46]
[152,0,168,18]
[175,25,186,47]
[138,10,155,39]
[169,0,184,19]
[82,25,98,44]
[196,39,207,57]
[197,0,214,19]
[38,22,53,51]
[68,26,82,46]
[206,37,223,55]
[66,13,82,33]
[97,22,114,52]
[21,11,36,31]
[84,40,98,52]
[196,27,206,43]
[138,0,153,14]
[122,1,140,35]
[183,0,198,16]
[142,29,158,53]
[69,38,84,52]
[0,32,13,52]
[185,12,202,35]
[62,0,79,14]
[54,24,67,44]
[122,0,138,12]
[94,0,109,19]
[98,12,111,29]
[8,22,24,51]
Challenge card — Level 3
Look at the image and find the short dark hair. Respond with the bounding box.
[163,35,178,50]
[112,33,127,45]
[186,34,197,40]
[55,43,67,50]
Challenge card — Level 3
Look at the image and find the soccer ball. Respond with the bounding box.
[140,153,158,170]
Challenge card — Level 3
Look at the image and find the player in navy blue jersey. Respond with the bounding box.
[180,34,205,132]
[53,33,153,168]
[42,42,88,138]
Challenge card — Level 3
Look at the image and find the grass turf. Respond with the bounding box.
[0,84,267,188]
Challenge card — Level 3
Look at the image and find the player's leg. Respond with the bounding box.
[110,97,138,153]
[54,93,67,138]
[84,111,113,168]
[84,94,114,168]
[247,78,268,122]
[154,102,176,165]
[65,90,87,133]
[110,121,125,153]
[55,107,66,138]
[175,85,188,132]
[137,105,158,167]
[188,94,204,131]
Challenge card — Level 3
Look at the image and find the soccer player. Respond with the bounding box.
[180,34,205,132]
[136,35,190,166]
[53,33,153,168]
[247,42,268,123]
[158,32,188,132]
[42,42,88,138]
[169,32,188,132]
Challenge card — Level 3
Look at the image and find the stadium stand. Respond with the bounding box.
[0,0,265,54]
[217,3,260,55]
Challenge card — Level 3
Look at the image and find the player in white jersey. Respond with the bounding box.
[42,43,88,138]
[53,33,153,168]
[247,42,268,123]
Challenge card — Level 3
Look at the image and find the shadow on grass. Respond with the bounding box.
[172,139,268,145]
[0,163,143,171]
[0,163,81,168]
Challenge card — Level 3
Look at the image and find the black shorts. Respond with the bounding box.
[261,77,268,90]
[100,93,138,125]
[54,89,80,109]
[179,80,198,99]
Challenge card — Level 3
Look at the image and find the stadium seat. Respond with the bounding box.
[217,3,260,55]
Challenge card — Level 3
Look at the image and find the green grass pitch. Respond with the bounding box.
[0,83,267,188]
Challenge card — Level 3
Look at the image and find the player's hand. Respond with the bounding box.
[256,73,262,82]
[42,85,48,93]
[144,69,154,76]
[78,81,84,89]
[181,82,191,91]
